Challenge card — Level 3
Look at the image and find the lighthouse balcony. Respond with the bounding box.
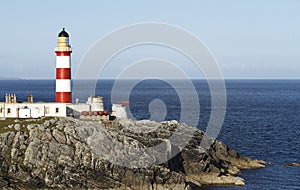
[55,47,72,52]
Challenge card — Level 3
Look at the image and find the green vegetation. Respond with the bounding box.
[0,118,17,128]
[0,126,15,134]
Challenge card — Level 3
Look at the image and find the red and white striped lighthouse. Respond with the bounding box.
[55,28,72,103]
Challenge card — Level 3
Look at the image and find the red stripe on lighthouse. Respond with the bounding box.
[55,51,71,56]
[56,92,71,103]
[56,68,71,79]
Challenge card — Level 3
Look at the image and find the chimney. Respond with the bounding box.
[28,94,33,103]
[5,94,9,103]
[13,94,17,103]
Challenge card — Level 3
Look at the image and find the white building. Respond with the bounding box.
[0,94,127,119]
[87,96,104,111]
[66,95,104,117]
[0,102,67,118]
[111,104,127,119]
[0,94,66,118]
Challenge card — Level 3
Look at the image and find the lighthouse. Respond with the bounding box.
[55,28,72,103]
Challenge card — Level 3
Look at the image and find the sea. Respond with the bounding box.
[0,79,299,190]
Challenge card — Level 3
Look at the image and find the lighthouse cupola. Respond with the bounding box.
[58,28,69,37]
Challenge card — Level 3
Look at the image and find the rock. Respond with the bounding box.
[27,124,36,131]
[52,129,66,144]
[0,117,265,189]
[283,163,300,167]
[44,120,51,127]
[0,177,9,189]
[198,174,245,186]
[14,123,21,130]
[49,118,57,125]
[212,140,266,169]
[12,131,20,148]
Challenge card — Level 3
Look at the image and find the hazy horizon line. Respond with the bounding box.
[2,78,300,80]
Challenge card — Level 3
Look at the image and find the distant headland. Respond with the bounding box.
[0,77,21,80]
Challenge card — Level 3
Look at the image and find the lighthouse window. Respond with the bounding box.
[55,108,59,113]
[7,108,11,114]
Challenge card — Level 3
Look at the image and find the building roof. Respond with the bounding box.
[58,28,69,37]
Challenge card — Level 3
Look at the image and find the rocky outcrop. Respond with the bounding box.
[0,117,265,189]
[283,163,300,167]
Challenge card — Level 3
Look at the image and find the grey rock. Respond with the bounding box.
[27,124,36,130]
[283,162,300,167]
[52,129,66,144]
[44,120,51,127]
[0,117,265,189]
[14,124,21,131]
[49,118,57,125]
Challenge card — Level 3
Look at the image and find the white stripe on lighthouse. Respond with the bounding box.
[56,56,71,68]
[56,79,71,92]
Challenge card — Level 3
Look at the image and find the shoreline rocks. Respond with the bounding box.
[283,163,300,167]
[0,117,265,189]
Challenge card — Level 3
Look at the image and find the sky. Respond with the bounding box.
[0,0,299,79]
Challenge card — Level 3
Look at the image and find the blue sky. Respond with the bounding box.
[0,0,299,79]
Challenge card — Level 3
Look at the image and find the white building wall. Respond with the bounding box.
[0,103,67,118]
[67,104,91,113]
[44,103,67,117]
[67,103,91,117]
[4,104,18,118]
[31,107,43,118]
[0,103,4,118]
[86,96,104,111]
[19,108,31,118]
[112,104,127,118]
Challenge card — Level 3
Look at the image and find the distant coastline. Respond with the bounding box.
[0,77,21,80]
[1,78,300,81]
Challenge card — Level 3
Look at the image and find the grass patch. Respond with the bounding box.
[0,127,15,134]
[0,118,16,128]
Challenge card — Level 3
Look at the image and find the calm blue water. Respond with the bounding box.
[0,79,299,189]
